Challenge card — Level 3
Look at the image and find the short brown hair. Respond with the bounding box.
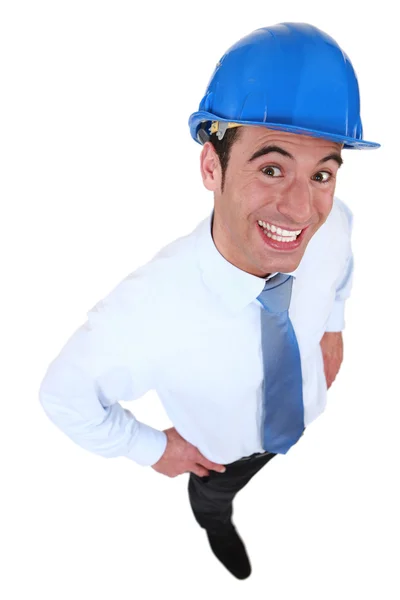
[205,125,242,192]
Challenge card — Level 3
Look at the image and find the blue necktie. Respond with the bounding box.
[257,273,305,454]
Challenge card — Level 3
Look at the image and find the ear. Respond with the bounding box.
[199,142,222,192]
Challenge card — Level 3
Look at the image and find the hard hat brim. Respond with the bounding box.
[189,111,380,150]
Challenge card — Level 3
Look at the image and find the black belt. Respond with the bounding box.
[238,451,270,462]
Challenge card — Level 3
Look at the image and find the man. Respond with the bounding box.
[39,23,380,580]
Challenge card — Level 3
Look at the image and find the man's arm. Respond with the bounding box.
[320,331,343,389]
[324,252,354,333]
[38,282,167,467]
[325,197,354,333]
[321,200,354,387]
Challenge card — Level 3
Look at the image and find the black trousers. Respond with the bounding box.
[188,451,277,533]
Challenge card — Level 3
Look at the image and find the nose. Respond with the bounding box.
[276,177,313,226]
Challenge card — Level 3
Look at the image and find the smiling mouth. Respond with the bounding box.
[256,220,309,249]
[257,220,303,241]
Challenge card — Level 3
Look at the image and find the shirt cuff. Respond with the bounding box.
[325,300,346,332]
[124,421,168,467]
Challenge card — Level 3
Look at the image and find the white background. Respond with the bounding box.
[1,1,398,598]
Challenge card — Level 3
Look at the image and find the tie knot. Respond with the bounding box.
[257,273,293,313]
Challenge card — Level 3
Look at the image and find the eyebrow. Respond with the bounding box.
[248,144,343,168]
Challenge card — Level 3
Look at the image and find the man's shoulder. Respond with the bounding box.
[92,220,202,318]
[328,196,353,235]
[301,196,353,278]
[130,219,200,284]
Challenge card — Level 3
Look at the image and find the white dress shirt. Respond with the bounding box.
[39,196,354,467]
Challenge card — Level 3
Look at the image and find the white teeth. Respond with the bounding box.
[266,232,296,242]
[258,220,302,236]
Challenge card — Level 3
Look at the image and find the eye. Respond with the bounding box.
[261,165,282,177]
[312,171,332,183]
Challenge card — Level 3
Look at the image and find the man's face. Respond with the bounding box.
[201,126,343,278]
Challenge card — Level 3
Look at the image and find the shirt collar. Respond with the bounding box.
[195,208,301,314]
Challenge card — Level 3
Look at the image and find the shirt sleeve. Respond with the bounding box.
[38,279,167,467]
[324,200,354,332]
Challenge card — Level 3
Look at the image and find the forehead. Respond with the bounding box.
[237,125,343,155]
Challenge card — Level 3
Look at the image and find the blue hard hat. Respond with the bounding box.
[188,23,380,149]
